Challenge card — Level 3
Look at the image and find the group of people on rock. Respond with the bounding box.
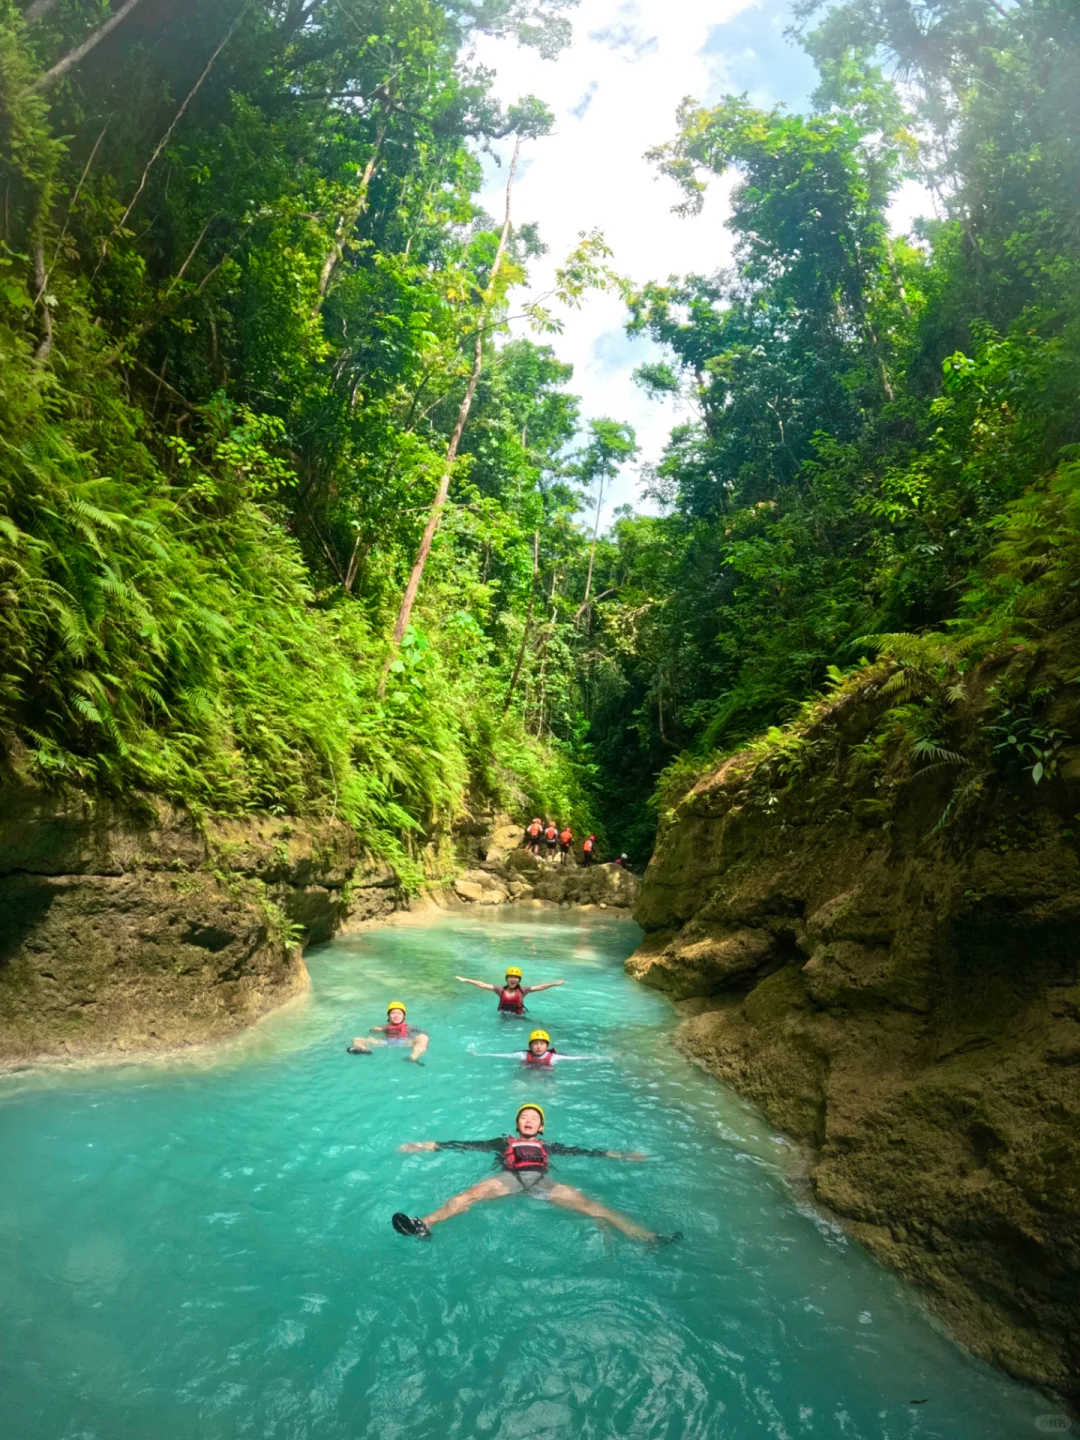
[524,817,581,863]
[523,819,627,869]
[347,965,679,1247]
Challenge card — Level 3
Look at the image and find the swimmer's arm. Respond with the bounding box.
[399,1138,502,1153]
[546,1143,648,1161]
[455,977,498,992]
[552,1054,613,1062]
[403,1134,504,1157]
[468,1049,524,1059]
[522,980,565,994]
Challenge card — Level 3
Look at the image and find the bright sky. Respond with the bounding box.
[473,0,931,522]
[472,0,822,518]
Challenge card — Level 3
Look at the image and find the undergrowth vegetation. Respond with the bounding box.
[0,0,599,870]
[2,0,1079,875]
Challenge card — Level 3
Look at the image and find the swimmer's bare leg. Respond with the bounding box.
[546,1182,656,1242]
[351,1036,386,1053]
[408,1032,429,1063]
[421,1175,515,1228]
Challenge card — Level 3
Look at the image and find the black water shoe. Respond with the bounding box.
[392,1213,432,1239]
[648,1231,684,1248]
[346,1046,371,1055]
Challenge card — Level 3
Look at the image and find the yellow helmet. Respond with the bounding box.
[386,1001,407,1016]
[528,1029,550,1045]
[516,1102,545,1129]
[505,966,523,979]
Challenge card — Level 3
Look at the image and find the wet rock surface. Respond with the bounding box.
[0,789,633,1067]
[449,813,641,911]
[627,677,1080,1405]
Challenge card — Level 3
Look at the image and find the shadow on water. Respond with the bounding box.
[0,907,1069,1439]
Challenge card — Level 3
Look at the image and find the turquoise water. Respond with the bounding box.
[0,910,1063,1439]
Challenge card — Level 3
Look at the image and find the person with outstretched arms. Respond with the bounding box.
[470,1029,609,1069]
[346,1002,429,1064]
[391,1103,680,1244]
[455,966,563,1018]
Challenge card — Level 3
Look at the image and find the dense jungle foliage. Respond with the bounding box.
[1,0,1078,871]
[583,0,1080,854]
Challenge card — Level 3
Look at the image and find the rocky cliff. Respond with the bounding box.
[0,779,399,1067]
[0,787,635,1068]
[626,641,1080,1404]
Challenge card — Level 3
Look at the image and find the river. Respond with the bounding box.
[0,909,1064,1438]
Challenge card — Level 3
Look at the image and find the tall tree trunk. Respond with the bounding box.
[576,473,606,623]
[309,111,387,320]
[28,0,149,92]
[24,1,59,25]
[96,3,250,265]
[502,530,539,712]
[32,241,52,364]
[379,139,520,690]
[529,572,560,734]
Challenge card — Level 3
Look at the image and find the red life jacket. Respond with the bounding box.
[524,1048,555,1066]
[384,1021,411,1039]
[527,822,541,838]
[583,837,594,853]
[544,826,557,842]
[559,829,572,846]
[502,1137,549,1171]
[498,986,524,1013]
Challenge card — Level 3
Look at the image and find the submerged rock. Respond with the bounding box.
[627,652,1080,1405]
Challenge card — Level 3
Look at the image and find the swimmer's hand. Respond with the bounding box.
[399,1141,438,1153]
[607,1149,648,1161]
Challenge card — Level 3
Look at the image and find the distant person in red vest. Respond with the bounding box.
[524,817,543,855]
[558,824,574,863]
[582,834,597,866]
[347,1003,428,1063]
[470,1028,611,1069]
[543,820,559,860]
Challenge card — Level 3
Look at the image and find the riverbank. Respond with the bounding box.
[0,783,637,1071]
[624,645,1080,1408]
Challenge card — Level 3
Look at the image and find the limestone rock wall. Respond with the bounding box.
[627,666,1080,1404]
[0,781,399,1066]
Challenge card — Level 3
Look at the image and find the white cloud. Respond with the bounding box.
[472,0,758,517]
[471,1,933,523]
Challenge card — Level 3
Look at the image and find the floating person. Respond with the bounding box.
[454,966,564,1018]
[347,1002,429,1064]
[558,824,574,863]
[524,816,543,855]
[391,1103,678,1244]
[543,820,559,860]
[470,1028,610,1068]
[582,834,597,866]
[614,853,629,868]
